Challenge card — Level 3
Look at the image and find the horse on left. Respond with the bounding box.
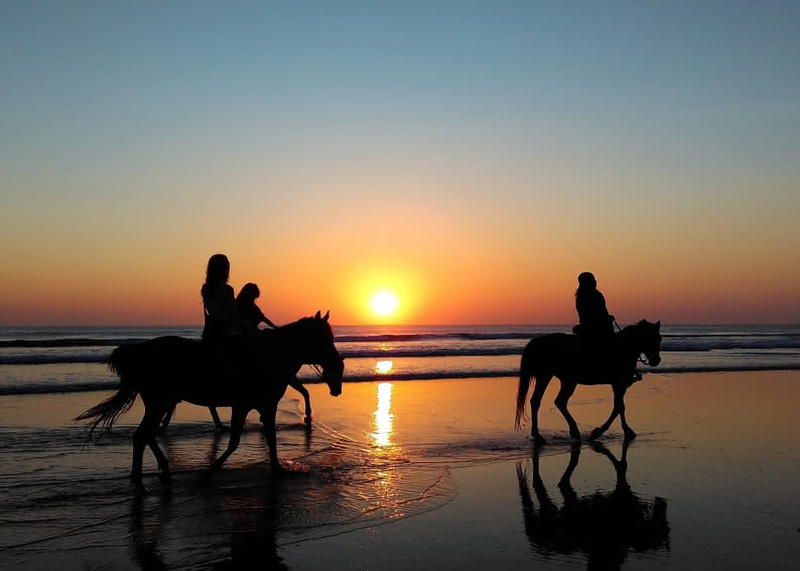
[75,311,344,488]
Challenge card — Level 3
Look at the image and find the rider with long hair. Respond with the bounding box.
[201,254,251,340]
[198,253,252,430]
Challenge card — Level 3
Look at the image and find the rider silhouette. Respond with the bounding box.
[572,272,615,341]
[201,254,251,340]
[572,272,642,384]
[236,282,278,330]
[199,253,253,430]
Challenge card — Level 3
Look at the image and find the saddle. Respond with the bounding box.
[574,331,639,384]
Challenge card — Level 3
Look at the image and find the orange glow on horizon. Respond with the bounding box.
[341,259,429,325]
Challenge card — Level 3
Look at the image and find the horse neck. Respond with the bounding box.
[274,319,309,343]
[617,324,645,360]
[271,319,314,363]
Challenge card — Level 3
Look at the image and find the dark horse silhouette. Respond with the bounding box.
[515,320,661,444]
[516,441,670,570]
[76,311,344,487]
[159,374,314,432]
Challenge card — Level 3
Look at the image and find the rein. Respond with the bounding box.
[272,319,331,380]
[616,320,651,366]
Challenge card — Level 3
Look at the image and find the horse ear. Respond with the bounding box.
[315,311,321,320]
[323,310,330,322]
[656,320,661,329]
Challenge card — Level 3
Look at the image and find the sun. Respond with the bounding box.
[369,290,400,318]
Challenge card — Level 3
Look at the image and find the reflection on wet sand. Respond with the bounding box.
[367,381,407,518]
[129,491,171,571]
[122,384,454,569]
[516,441,670,570]
[128,477,290,571]
[371,382,394,447]
[375,360,394,375]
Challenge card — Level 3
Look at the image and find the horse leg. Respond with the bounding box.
[261,399,282,472]
[289,377,311,425]
[590,384,634,440]
[615,386,637,440]
[554,381,580,440]
[209,406,228,431]
[145,413,172,484]
[208,406,248,474]
[529,375,551,446]
[590,400,618,440]
[132,406,168,487]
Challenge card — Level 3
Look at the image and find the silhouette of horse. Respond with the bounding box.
[515,320,661,444]
[76,311,344,487]
[159,374,314,432]
[516,441,670,570]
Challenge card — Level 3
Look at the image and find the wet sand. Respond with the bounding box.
[1,371,799,570]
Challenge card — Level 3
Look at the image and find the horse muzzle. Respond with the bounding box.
[322,357,344,397]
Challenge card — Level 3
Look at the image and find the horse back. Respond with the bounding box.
[524,332,577,354]
[521,332,581,378]
[109,335,202,377]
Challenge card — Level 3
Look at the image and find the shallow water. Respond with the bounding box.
[2,373,800,570]
[0,379,549,570]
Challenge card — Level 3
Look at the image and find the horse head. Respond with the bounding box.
[294,310,344,397]
[633,319,662,367]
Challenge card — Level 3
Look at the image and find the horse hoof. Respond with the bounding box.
[533,434,547,447]
[158,471,172,484]
[130,477,148,493]
[589,428,603,440]
[624,430,637,441]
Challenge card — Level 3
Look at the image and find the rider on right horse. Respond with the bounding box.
[572,272,641,384]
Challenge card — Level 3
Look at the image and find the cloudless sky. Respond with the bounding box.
[2,1,799,325]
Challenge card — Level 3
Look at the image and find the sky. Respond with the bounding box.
[2,1,799,326]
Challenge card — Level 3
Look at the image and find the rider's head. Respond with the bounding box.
[206,254,230,285]
[237,282,260,303]
[577,272,597,289]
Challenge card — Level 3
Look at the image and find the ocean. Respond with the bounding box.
[1,323,799,396]
[2,324,800,570]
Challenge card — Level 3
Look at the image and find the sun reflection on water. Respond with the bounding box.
[375,360,394,374]
[371,382,394,447]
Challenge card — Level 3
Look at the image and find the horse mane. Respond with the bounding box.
[267,314,331,339]
[621,319,653,332]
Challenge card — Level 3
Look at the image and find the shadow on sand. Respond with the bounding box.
[516,440,670,570]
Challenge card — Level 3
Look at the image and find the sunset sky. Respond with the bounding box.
[2,1,799,326]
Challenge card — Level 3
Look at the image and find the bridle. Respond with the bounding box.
[615,320,655,366]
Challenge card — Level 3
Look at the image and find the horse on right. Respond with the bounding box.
[515,320,662,445]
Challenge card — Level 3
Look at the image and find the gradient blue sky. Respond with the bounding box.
[2,1,799,325]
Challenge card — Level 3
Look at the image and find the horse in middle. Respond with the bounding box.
[515,320,662,444]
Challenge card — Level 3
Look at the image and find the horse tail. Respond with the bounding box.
[74,344,140,438]
[515,341,535,429]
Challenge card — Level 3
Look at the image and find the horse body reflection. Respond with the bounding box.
[516,441,669,570]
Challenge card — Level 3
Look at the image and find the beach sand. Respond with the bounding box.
[1,371,799,570]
